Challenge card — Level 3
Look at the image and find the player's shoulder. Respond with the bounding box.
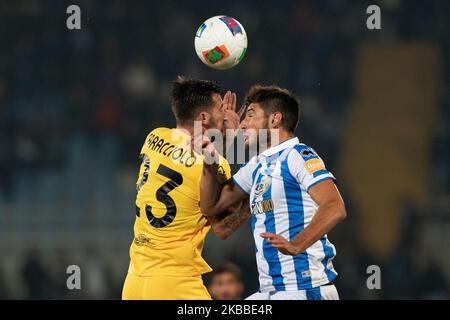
[141,127,189,158]
[288,143,321,162]
[217,154,231,170]
[233,155,260,181]
[240,154,260,170]
[151,126,171,132]
[144,127,169,141]
[286,142,331,179]
[148,127,172,138]
[216,155,231,182]
[146,127,192,146]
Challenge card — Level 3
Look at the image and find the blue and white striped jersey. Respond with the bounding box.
[233,137,338,292]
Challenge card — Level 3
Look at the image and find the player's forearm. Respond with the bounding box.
[291,200,346,254]
[209,203,251,240]
[200,163,222,216]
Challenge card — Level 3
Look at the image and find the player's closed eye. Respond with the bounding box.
[246,107,255,116]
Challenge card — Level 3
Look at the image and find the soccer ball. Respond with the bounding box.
[194,15,248,70]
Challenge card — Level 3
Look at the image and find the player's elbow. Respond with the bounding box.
[335,201,347,222]
[325,199,346,223]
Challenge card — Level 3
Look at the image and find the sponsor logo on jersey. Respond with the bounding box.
[301,270,312,278]
[218,165,225,176]
[251,199,274,215]
[304,158,325,174]
[219,16,243,36]
[134,234,154,247]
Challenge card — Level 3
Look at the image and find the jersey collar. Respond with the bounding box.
[260,137,299,158]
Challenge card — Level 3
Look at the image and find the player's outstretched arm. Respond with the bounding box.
[261,179,346,256]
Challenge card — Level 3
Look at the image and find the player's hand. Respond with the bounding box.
[222,91,241,131]
[192,134,219,165]
[260,232,301,256]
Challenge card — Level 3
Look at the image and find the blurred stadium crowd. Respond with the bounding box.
[0,0,449,299]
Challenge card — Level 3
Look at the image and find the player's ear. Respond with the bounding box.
[197,111,210,125]
[271,112,282,129]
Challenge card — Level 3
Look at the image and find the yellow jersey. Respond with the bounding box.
[127,127,231,277]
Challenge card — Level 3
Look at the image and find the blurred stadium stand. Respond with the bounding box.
[0,0,449,299]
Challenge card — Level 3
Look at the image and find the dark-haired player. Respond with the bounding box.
[200,85,347,300]
[208,263,244,300]
[122,76,248,300]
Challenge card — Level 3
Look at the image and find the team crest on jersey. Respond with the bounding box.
[219,16,243,36]
[254,175,271,198]
[254,181,270,198]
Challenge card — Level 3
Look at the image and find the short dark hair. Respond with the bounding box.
[211,263,242,283]
[244,84,300,132]
[170,75,222,125]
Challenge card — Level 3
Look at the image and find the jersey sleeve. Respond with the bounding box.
[288,145,336,192]
[232,157,257,195]
[217,156,232,184]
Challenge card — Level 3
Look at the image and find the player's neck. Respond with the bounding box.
[175,125,199,137]
[264,129,294,152]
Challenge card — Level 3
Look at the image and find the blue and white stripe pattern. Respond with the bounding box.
[233,137,338,292]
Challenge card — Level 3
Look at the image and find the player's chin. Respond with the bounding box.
[243,135,255,148]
